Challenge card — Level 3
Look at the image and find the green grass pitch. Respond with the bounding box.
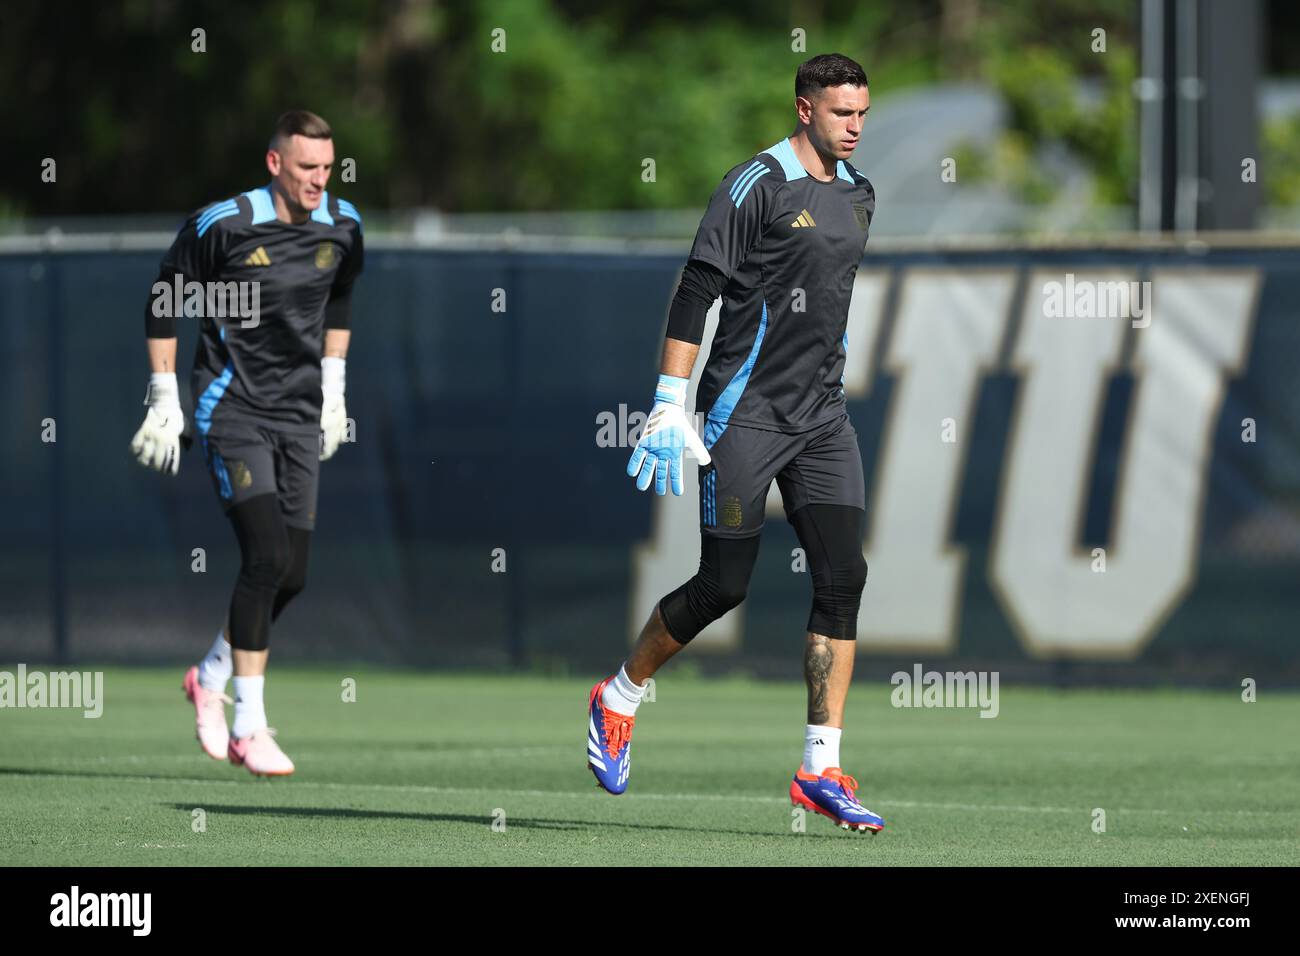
[2,667,1297,866]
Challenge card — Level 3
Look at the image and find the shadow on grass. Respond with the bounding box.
[170,802,865,840]
[0,767,872,840]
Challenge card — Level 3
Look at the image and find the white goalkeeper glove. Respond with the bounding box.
[320,356,347,461]
[129,372,185,475]
[626,373,711,496]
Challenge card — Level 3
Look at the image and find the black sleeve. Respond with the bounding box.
[144,209,227,338]
[665,259,728,344]
[325,219,364,331]
[324,292,351,331]
[686,160,773,280]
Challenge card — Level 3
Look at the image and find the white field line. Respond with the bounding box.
[0,767,1290,817]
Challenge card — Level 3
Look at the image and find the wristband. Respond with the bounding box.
[653,373,688,407]
[322,356,347,397]
[146,372,180,406]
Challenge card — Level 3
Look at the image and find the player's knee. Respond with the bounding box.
[693,571,748,623]
[658,534,760,644]
[792,505,866,640]
[271,529,311,619]
[277,558,307,598]
[240,537,292,593]
[846,549,868,596]
[271,572,306,623]
[659,570,748,645]
[274,572,306,614]
[273,556,306,609]
[807,552,867,641]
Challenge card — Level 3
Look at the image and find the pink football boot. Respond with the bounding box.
[228,727,295,777]
[182,666,232,760]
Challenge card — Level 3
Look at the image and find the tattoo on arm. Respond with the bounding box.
[804,635,833,725]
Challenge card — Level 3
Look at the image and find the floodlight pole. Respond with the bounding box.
[1138,0,1260,233]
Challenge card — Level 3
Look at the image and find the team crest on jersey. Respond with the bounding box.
[721,496,743,528]
[228,459,253,490]
[852,202,870,230]
[315,242,336,269]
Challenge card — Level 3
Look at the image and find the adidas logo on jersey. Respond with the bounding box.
[791,209,817,228]
[243,246,271,266]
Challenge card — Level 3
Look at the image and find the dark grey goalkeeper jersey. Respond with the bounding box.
[150,186,364,436]
[689,137,875,444]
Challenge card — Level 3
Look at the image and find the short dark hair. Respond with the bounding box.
[269,110,332,150]
[795,54,868,100]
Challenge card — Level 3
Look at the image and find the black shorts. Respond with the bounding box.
[199,419,320,530]
[699,413,865,537]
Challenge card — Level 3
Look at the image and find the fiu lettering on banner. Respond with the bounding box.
[632,265,1259,661]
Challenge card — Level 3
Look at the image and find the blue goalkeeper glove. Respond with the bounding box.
[626,374,711,496]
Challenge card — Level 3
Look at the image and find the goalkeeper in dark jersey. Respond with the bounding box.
[587,55,885,832]
[129,111,363,776]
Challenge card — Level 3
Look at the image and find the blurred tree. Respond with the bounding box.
[0,0,397,217]
[1262,113,1300,207]
[0,0,1206,221]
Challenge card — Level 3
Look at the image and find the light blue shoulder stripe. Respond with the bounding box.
[733,168,769,208]
[197,198,237,223]
[196,199,239,237]
[729,161,765,202]
[197,199,235,223]
[836,160,854,184]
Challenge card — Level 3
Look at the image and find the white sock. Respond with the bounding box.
[231,676,267,739]
[198,630,232,692]
[803,724,841,775]
[601,665,646,716]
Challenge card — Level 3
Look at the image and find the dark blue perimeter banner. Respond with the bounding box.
[1,242,1297,682]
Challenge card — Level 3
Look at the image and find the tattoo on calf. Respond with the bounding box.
[805,635,833,725]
